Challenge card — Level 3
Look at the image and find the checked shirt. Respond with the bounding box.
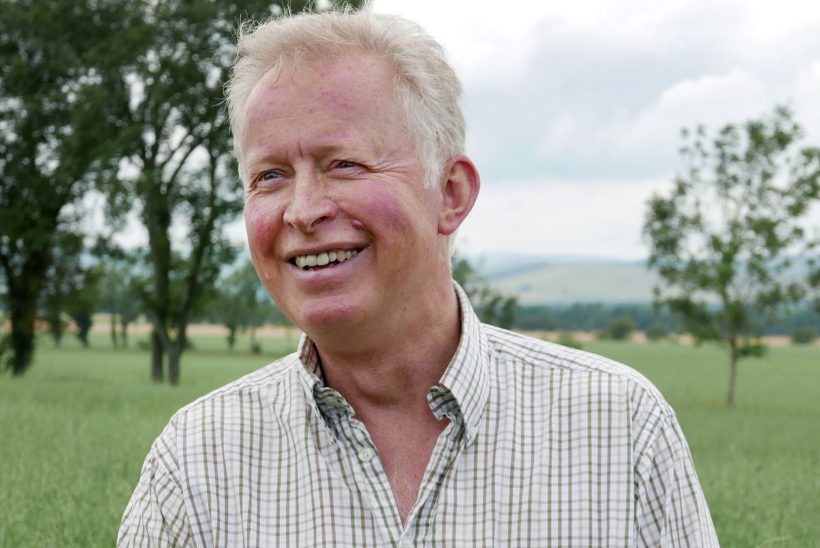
[119,285,718,547]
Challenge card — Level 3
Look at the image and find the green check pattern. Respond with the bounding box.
[119,285,718,547]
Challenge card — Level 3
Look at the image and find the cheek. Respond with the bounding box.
[353,186,432,235]
[244,201,281,257]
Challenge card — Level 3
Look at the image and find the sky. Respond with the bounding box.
[371,0,820,260]
[100,0,820,261]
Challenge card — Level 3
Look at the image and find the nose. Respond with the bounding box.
[282,175,339,233]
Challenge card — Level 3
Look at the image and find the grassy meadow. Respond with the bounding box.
[0,331,818,546]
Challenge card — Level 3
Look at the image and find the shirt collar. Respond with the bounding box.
[295,281,490,443]
[436,282,490,443]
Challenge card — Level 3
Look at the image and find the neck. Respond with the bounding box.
[314,278,460,413]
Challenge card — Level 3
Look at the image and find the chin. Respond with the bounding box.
[291,297,368,335]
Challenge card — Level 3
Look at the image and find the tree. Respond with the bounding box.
[645,323,669,342]
[38,232,88,347]
[0,0,139,374]
[452,253,518,328]
[601,316,636,341]
[106,0,363,385]
[643,106,820,406]
[791,326,816,345]
[98,250,146,349]
[65,267,101,348]
[209,259,273,352]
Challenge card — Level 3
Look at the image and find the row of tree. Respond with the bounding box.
[514,302,817,336]
[0,0,362,383]
[21,249,518,355]
[32,250,287,355]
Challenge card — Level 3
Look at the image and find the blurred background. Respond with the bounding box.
[1,0,818,546]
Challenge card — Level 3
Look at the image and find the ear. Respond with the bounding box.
[438,155,480,236]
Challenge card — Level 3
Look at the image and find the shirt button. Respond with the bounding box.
[398,539,413,548]
[357,447,375,463]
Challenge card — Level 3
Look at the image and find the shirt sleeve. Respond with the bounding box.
[633,413,720,547]
[118,419,194,548]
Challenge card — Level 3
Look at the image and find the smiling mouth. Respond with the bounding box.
[290,248,362,270]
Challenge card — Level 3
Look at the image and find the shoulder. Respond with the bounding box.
[163,352,301,436]
[483,324,674,420]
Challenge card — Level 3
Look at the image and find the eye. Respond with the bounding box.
[260,171,282,181]
[252,170,285,189]
[332,160,360,170]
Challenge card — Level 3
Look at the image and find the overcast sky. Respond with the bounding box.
[373,0,820,260]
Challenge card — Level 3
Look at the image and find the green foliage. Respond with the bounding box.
[452,254,518,328]
[791,326,816,345]
[0,0,363,380]
[600,315,636,340]
[556,332,584,350]
[514,302,679,332]
[38,232,100,348]
[97,247,147,349]
[643,106,820,405]
[645,323,670,341]
[0,0,138,374]
[207,258,285,352]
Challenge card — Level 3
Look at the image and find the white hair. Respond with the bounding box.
[226,8,465,188]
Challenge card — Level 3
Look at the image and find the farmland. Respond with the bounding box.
[1,333,818,546]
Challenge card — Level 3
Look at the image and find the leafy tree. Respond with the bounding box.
[643,106,820,406]
[600,316,636,341]
[645,323,669,342]
[106,0,363,384]
[38,233,101,348]
[38,232,84,347]
[452,254,518,328]
[209,259,272,352]
[557,332,584,350]
[97,248,147,349]
[0,0,139,374]
[791,326,816,345]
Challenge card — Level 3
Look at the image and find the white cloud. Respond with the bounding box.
[371,0,820,258]
[457,175,671,259]
[536,69,770,175]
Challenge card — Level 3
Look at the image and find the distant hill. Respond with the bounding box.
[475,256,659,305]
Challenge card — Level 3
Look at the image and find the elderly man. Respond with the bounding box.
[119,10,718,547]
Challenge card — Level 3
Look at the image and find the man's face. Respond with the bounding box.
[241,53,447,337]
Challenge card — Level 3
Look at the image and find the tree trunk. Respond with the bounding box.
[250,326,259,354]
[121,320,129,348]
[144,174,173,383]
[110,313,119,348]
[151,327,164,382]
[7,295,38,375]
[168,340,182,386]
[726,340,739,407]
[52,325,63,347]
[227,325,237,351]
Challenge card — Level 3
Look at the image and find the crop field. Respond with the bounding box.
[1,332,818,547]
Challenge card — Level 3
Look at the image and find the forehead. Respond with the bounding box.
[244,52,400,128]
[238,52,413,173]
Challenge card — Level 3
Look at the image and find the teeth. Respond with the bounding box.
[293,249,359,269]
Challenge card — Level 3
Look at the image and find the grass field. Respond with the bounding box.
[1,332,818,546]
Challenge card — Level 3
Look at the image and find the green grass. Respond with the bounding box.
[1,334,818,546]
[587,341,820,548]
[0,332,299,548]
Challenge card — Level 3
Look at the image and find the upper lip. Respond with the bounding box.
[285,243,367,261]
